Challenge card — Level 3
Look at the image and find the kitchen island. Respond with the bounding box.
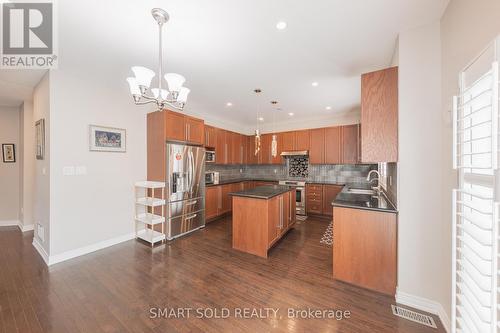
[230,185,296,258]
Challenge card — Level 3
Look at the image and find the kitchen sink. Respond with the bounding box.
[346,188,378,195]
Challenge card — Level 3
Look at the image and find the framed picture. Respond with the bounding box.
[2,144,15,163]
[35,119,45,160]
[89,125,126,152]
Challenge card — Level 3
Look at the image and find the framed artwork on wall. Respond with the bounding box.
[89,125,126,152]
[35,119,45,160]
[2,144,15,163]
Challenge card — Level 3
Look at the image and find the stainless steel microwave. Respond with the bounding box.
[205,150,216,163]
[205,171,219,185]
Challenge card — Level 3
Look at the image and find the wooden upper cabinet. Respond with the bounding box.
[215,128,227,164]
[231,132,243,164]
[325,126,341,164]
[246,135,257,164]
[204,125,217,148]
[282,131,295,151]
[164,110,204,145]
[361,67,398,162]
[309,128,325,164]
[295,130,310,151]
[185,116,204,145]
[341,124,359,164]
[165,111,186,142]
[260,134,272,164]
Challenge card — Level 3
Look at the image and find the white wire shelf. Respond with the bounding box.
[137,229,165,243]
[134,181,166,189]
[135,213,165,225]
[136,197,166,207]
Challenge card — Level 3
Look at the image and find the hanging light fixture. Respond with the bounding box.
[126,8,190,111]
[254,89,262,156]
[270,101,278,158]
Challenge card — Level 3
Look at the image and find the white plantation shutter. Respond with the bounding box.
[452,37,500,333]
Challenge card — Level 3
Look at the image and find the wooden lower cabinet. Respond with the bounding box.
[232,190,295,258]
[322,185,343,216]
[306,184,323,215]
[333,207,397,295]
[205,186,219,220]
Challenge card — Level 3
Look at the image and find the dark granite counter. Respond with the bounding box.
[332,187,397,213]
[229,185,293,200]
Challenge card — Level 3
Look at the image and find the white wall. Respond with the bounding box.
[397,21,449,324]
[47,1,147,258]
[0,106,20,223]
[33,73,51,255]
[19,102,35,230]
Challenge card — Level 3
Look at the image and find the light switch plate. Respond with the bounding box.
[75,166,87,175]
[63,166,75,176]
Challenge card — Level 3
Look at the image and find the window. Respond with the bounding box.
[452,37,499,333]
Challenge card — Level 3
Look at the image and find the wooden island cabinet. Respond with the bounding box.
[232,187,296,258]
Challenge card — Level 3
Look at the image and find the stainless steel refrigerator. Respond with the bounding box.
[165,143,205,240]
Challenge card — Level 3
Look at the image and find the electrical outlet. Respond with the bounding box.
[37,223,44,242]
[239,168,243,173]
[389,176,392,186]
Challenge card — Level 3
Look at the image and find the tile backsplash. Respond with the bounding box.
[207,158,377,187]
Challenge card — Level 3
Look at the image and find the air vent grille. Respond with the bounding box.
[391,305,437,328]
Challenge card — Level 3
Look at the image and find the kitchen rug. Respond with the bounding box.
[320,221,333,246]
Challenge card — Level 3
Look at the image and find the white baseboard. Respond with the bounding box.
[32,237,50,266]
[18,223,34,232]
[395,290,450,333]
[47,232,136,266]
[0,219,20,227]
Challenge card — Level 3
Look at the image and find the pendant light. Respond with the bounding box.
[254,89,262,156]
[270,101,278,158]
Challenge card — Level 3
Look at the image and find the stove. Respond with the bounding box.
[279,180,306,215]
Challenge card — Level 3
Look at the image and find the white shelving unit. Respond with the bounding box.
[134,181,166,247]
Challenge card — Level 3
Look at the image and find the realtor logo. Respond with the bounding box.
[1,1,57,68]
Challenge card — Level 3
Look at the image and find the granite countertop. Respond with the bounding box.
[229,185,293,200]
[332,186,397,213]
[206,178,346,187]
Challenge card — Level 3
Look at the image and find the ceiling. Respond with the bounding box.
[0,70,46,107]
[1,0,449,124]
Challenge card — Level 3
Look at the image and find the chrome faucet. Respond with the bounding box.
[366,170,382,194]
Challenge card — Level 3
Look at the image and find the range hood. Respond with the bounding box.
[280,150,309,157]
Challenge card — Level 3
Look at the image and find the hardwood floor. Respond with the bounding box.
[0,218,446,333]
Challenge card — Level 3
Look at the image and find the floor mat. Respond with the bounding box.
[320,221,333,246]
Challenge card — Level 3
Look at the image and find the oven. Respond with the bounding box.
[279,180,306,215]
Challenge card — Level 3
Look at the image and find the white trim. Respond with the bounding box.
[0,219,20,227]
[18,223,34,232]
[395,290,450,333]
[47,232,135,266]
[32,237,50,266]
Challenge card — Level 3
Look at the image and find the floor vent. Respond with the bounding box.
[391,305,437,328]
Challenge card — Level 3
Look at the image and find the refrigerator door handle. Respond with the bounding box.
[189,151,194,191]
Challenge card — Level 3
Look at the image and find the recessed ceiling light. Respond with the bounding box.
[276,21,287,30]
[325,106,332,110]
[288,112,294,116]
[226,102,233,107]
[258,117,264,121]
[312,82,319,87]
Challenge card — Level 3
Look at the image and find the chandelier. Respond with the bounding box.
[126,8,190,111]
